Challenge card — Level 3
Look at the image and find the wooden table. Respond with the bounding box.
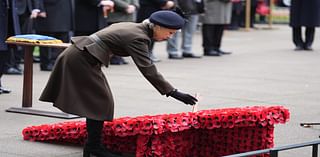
[5,41,79,119]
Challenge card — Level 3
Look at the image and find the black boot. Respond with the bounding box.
[84,118,122,157]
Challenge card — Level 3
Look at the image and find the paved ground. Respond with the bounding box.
[1,25,320,157]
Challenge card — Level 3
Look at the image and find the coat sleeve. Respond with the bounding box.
[126,38,175,95]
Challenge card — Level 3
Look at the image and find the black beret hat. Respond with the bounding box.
[149,10,185,30]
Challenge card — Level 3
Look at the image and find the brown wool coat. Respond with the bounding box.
[39,22,174,121]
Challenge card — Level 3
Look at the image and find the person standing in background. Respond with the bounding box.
[227,0,243,30]
[166,0,203,59]
[2,0,23,75]
[16,0,41,34]
[239,0,257,28]
[16,0,42,63]
[136,0,175,62]
[0,0,15,94]
[34,0,73,71]
[202,0,233,56]
[289,0,320,51]
[107,0,139,65]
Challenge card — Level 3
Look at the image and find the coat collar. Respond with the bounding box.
[141,23,154,41]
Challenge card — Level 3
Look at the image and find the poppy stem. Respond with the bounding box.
[192,93,200,112]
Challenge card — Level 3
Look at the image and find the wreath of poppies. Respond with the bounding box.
[22,106,289,157]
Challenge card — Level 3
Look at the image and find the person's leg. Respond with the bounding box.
[292,27,304,50]
[228,3,241,30]
[85,118,104,147]
[84,118,121,157]
[39,46,52,71]
[166,32,181,59]
[37,31,52,71]
[5,8,22,74]
[4,47,22,75]
[181,15,201,58]
[215,25,232,55]
[0,51,6,94]
[203,24,220,56]
[213,25,223,51]
[181,15,198,54]
[250,0,258,28]
[304,27,315,50]
[202,24,212,53]
[0,51,11,94]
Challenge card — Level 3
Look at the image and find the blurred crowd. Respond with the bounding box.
[0,0,319,94]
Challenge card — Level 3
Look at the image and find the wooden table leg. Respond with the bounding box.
[22,46,33,107]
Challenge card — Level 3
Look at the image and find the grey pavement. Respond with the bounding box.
[1,25,320,157]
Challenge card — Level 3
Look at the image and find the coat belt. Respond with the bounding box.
[89,34,108,51]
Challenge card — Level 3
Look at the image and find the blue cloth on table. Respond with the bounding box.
[12,34,59,40]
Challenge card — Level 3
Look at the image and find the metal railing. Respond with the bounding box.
[223,140,320,157]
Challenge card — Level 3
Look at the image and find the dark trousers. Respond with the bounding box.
[4,47,21,69]
[5,11,22,69]
[0,51,10,80]
[229,2,243,29]
[292,27,315,48]
[36,32,70,67]
[202,24,225,52]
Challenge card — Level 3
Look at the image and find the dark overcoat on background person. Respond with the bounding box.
[0,0,9,51]
[16,0,40,34]
[35,0,73,33]
[0,0,20,51]
[39,22,174,121]
[74,0,108,35]
[289,0,320,27]
[16,0,39,15]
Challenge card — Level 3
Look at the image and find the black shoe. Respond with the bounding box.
[182,53,202,58]
[0,87,11,94]
[218,50,232,55]
[83,145,122,157]
[4,67,23,75]
[40,64,53,71]
[204,50,221,56]
[304,46,313,51]
[294,46,304,51]
[168,54,183,59]
[14,64,23,71]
